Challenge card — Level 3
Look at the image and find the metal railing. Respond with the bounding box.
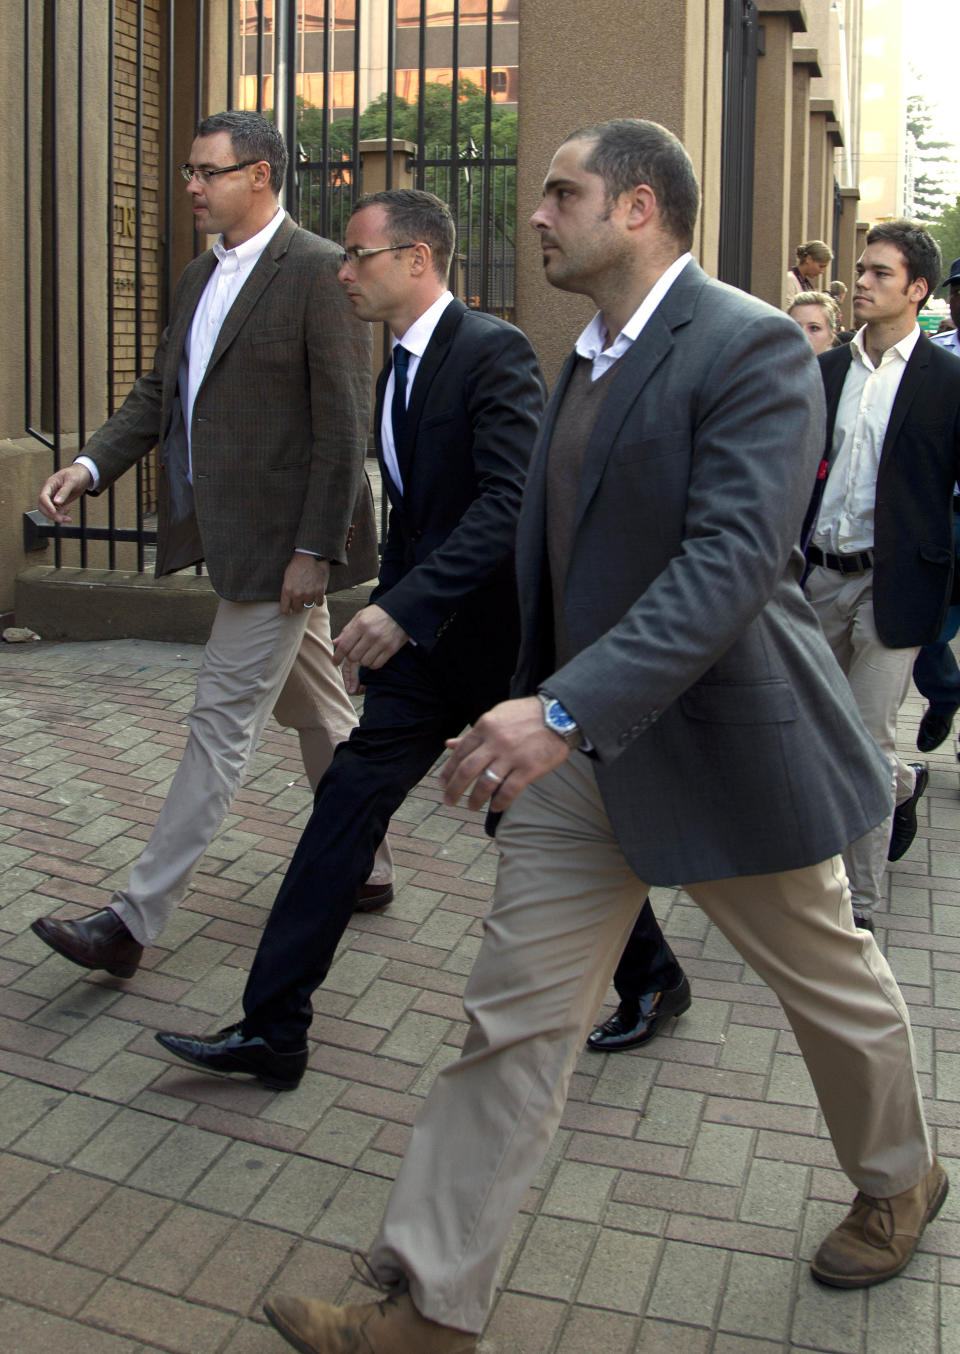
[22,0,518,568]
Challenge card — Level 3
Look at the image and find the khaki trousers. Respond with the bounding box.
[370,753,931,1334]
[805,566,919,913]
[111,598,392,945]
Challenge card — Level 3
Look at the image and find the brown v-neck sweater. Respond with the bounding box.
[546,355,621,668]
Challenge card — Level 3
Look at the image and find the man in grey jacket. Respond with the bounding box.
[260,120,944,1354]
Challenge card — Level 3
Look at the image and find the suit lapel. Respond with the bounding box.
[879,333,930,463]
[820,345,853,461]
[162,253,217,405]
[373,361,405,515]
[569,261,701,530]
[395,298,466,487]
[403,298,465,434]
[198,214,297,390]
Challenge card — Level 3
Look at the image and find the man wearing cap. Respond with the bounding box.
[932,255,960,356]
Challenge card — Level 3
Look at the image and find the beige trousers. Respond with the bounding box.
[805,566,919,914]
[370,753,931,1333]
[111,598,392,945]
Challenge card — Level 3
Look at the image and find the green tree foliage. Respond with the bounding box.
[294,82,517,254]
[906,86,956,221]
[297,79,517,158]
[930,196,960,272]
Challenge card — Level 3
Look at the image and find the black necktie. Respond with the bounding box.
[391,345,410,473]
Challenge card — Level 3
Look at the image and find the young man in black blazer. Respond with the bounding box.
[155,189,544,1088]
[805,220,960,930]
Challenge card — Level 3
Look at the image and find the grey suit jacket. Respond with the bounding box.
[81,214,376,602]
[512,260,891,885]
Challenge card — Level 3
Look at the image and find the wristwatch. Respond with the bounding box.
[537,692,583,749]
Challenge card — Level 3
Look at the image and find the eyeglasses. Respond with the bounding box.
[338,243,418,267]
[178,160,260,184]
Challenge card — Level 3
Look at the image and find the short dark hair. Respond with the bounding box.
[350,189,456,281]
[196,110,287,194]
[865,219,941,311]
[563,118,700,250]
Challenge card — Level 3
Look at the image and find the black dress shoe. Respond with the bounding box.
[852,910,876,935]
[917,706,958,753]
[587,975,692,1052]
[31,907,143,979]
[888,763,929,861]
[354,882,394,914]
[155,1022,307,1091]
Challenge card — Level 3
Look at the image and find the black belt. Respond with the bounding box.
[807,546,874,574]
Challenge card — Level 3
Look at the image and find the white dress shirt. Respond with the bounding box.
[574,253,693,380]
[813,324,921,555]
[77,206,285,489]
[381,290,454,494]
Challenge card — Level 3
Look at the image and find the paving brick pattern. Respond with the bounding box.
[1,636,958,1353]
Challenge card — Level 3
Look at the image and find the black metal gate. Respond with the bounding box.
[718,0,759,291]
[22,0,518,566]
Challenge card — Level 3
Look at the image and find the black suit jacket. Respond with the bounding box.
[815,334,960,648]
[370,299,544,701]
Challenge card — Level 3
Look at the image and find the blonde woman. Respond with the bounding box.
[788,289,841,354]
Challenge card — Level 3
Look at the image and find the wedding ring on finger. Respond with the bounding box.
[482,766,504,786]
[302,600,316,609]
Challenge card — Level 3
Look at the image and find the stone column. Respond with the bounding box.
[515,0,724,385]
[750,3,806,309]
[834,186,860,327]
[789,48,821,265]
[807,98,836,245]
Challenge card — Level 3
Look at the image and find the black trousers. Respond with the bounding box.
[242,642,491,1046]
[610,898,685,1006]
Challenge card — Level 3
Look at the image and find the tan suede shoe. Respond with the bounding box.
[811,1157,949,1288]
[264,1288,477,1354]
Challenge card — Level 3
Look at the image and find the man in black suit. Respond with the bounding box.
[155,189,544,1088]
[805,220,960,930]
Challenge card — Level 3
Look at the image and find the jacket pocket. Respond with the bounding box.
[251,324,299,345]
[612,431,689,464]
[918,543,953,566]
[680,680,798,724]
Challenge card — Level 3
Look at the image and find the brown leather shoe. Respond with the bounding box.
[354,882,394,914]
[31,907,143,979]
[811,1157,949,1288]
[264,1288,476,1354]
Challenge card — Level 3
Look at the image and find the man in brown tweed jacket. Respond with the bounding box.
[31,110,392,979]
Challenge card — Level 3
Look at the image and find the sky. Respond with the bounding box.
[903,0,960,198]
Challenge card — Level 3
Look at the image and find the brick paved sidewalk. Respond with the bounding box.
[0,637,957,1354]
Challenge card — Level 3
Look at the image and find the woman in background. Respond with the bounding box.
[788,289,841,355]
[785,240,833,309]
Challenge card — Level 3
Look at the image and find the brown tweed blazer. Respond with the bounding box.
[82,213,375,602]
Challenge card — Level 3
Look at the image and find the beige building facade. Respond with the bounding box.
[858,0,906,221]
[1,0,875,626]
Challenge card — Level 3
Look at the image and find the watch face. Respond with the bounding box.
[546,700,576,734]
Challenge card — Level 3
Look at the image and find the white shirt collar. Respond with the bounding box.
[575,252,693,361]
[392,290,455,358]
[212,205,285,266]
[849,322,921,371]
